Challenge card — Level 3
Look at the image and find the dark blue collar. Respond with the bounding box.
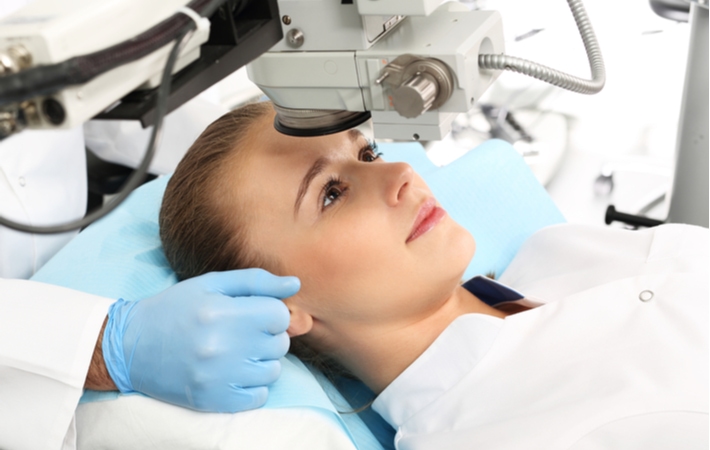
[462,276,525,306]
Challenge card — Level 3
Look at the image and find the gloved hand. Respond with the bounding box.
[102,268,299,413]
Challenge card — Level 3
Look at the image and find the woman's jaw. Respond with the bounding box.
[301,281,503,394]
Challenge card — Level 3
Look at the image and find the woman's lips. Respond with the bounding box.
[407,198,446,243]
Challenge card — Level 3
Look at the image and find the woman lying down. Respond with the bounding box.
[159,101,708,449]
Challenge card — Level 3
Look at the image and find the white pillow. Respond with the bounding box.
[76,396,357,450]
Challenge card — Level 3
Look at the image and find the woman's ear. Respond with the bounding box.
[285,302,313,337]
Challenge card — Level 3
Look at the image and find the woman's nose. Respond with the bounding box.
[383,162,415,207]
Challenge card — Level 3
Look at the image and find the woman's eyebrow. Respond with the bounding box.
[294,156,329,215]
[348,128,364,142]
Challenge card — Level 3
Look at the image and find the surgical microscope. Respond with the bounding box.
[4,0,699,235]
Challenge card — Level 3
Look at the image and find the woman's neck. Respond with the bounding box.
[325,285,507,394]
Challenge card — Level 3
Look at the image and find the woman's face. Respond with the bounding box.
[233,113,475,336]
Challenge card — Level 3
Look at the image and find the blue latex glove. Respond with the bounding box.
[102,269,300,412]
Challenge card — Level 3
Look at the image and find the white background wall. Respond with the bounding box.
[444,0,691,226]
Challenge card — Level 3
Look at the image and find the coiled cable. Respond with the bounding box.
[479,0,606,94]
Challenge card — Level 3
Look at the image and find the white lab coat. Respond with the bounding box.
[0,127,87,279]
[0,35,228,446]
[0,3,230,449]
[0,124,113,450]
[0,280,114,450]
[373,223,708,450]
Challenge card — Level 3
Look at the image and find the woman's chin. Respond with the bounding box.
[439,226,476,284]
[455,227,476,267]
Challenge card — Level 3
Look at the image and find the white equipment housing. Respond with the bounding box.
[248,0,505,140]
[0,0,208,131]
[0,0,504,142]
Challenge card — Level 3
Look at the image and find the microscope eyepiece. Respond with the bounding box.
[272,104,371,137]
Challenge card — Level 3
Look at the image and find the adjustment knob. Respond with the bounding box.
[392,72,438,119]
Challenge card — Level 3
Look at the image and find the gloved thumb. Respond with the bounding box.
[199,268,300,299]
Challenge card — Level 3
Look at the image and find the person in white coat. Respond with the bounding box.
[157,101,709,449]
[372,223,708,450]
[0,79,297,450]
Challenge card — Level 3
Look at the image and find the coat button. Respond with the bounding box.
[639,290,654,302]
[18,176,25,187]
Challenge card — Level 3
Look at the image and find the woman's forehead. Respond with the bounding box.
[233,124,368,213]
[249,112,365,154]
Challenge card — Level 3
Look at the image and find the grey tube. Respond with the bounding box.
[479,0,606,94]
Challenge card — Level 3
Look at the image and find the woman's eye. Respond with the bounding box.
[359,142,382,163]
[324,186,341,207]
[362,150,380,162]
[322,179,345,209]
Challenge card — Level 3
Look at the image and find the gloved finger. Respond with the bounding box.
[249,331,290,361]
[230,359,283,388]
[194,385,269,413]
[200,269,300,299]
[228,386,269,412]
[243,297,290,335]
[215,295,290,334]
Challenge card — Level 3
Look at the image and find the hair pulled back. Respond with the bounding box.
[159,101,274,280]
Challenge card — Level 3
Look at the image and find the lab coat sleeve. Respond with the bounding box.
[0,279,115,450]
[0,126,86,279]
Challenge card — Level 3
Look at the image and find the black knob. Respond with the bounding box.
[605,205,664,228]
